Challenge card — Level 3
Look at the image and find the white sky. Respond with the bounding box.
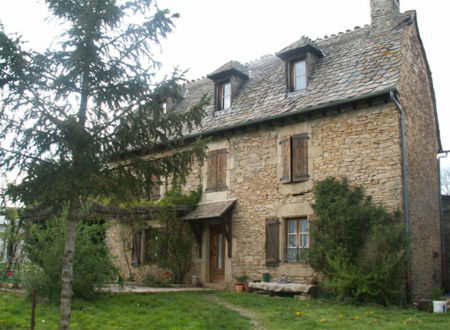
[0,0,449,173]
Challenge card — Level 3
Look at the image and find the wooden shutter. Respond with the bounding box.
[279,136,292,183]
[292,133,309,182]
[217,149,227,191]
[144,229,152,263]
[150,175,161,200]
[206,150,217,191]
[131,232,141,267]
[265,217,280,267]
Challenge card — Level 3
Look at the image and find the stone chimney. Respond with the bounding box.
[370,0,400,28]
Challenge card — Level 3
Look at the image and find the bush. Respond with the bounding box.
[149,188,201,284]
[308,177,409,305]
[24,215,117,302]
[143,273,173,287]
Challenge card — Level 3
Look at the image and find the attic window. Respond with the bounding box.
[289,59,306,92]
[218,81,231,110]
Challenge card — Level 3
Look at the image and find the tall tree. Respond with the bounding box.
[0,1,207,328]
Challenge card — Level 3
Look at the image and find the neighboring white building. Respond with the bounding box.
[0,215,6,262]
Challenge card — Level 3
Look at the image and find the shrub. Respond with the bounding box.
[153,188,201,283]
[23,215,117,302]
[308,177,409,305]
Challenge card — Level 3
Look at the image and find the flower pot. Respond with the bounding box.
[235,284,244,293]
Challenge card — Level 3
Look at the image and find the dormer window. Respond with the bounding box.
[276,36,323,94]
[207,60,249,112]
[219,81,231,110]
[290,59,306,92]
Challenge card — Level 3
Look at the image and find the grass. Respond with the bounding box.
[216,291,450,329]
[0,292,250,329]
[1,291,449,329]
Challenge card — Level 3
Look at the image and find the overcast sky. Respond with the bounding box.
[1,0,449,174]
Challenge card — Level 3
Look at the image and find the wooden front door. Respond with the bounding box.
[210,225,225,282]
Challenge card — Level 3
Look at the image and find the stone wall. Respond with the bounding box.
[174,100,403,285]
[105,100,405,288]
[398,16,442,299]
[105,220,172,282]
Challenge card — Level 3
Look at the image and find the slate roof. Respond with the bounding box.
[206,60,249,80]
[176,12,413,136]
[182,199,237,221]
[276,36,324,60]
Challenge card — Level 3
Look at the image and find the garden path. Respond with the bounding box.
[203,293,266,330]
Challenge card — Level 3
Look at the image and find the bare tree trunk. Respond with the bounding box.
[58,200,79,329]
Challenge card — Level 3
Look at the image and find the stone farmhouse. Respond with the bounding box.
[106,0,442,300]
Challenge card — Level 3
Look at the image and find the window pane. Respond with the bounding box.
[294,61,306,91]
[288,220,297,234]
[288,234,297,248]
[295,75,306,90]
[300,219,308,233]
[222,82,231,109]
[295,60,306,75]
[287,248,297,262]
[300,234,308,248]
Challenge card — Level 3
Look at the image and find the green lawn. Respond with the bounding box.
[1,291,449,329]
[0,292,249,329]
[217,291,450,329]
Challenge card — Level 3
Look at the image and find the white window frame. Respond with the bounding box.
[286,218,309,262]
[289,59,307,92]
[218,81,231,110]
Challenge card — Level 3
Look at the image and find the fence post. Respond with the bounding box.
[31,289,36,330]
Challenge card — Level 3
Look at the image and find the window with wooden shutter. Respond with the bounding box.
[150,175,161,200]
[131,231,142,267]
[280,134,309,183]
[265,217,280,267]
[279,136,291,183]
[292,133,309,182]
[206,149,227,192]
[217,149,227,191]
[206,151,217,191]
[144,229,157,263]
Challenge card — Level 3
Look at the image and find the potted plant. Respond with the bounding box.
[235,274,250,292]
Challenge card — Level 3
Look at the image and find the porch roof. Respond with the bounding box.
[182,198,237,221]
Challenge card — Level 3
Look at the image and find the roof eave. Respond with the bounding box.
[186,87,398,140]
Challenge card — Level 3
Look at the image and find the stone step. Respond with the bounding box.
[202,282,229,290]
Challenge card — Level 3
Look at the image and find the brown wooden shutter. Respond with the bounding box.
[265,217,280,267]
[292,133,309,182]
[279,136,292,183]
[144,229,152,263]
[150,175,161,200]
[217,149,227,191]
[131,231,141,267]
[206,150,217,191]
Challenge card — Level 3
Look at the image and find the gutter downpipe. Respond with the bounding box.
[437,151,449,287]
[390,90,413,302]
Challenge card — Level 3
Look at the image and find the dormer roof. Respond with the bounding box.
[207,60,249,81]
[276,36,324,61]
